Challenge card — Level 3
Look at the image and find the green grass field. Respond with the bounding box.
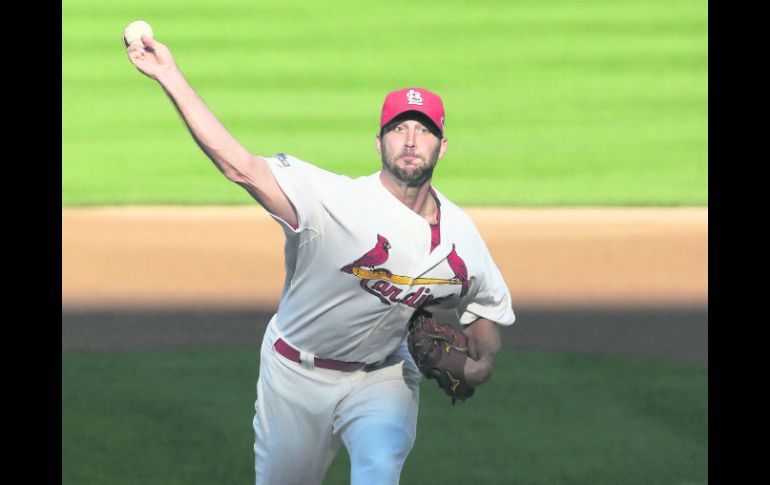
[62,348,707,484]
[62,0,708,206]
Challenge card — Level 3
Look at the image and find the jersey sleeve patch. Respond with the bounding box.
[264,153,326,234]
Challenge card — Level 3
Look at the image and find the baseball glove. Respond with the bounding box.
[407,309,475,404]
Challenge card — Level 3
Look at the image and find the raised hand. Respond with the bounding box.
[126,35,178,81]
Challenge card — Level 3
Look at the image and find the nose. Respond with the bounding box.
[404,128,417,148]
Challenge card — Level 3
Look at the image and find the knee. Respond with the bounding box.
[361,444,409,471]
[349,424,414,485]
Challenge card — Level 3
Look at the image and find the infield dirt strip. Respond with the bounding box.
[62,207,707,309]
[62,207,708,362]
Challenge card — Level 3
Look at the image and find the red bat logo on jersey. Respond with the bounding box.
[341,235,472,305]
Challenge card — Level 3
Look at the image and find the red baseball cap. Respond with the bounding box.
[380,87,445,136]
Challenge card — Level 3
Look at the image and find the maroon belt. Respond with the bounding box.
[274,338,366,372]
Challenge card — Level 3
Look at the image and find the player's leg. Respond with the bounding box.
[253,338,344,485]
[334,350,421,485]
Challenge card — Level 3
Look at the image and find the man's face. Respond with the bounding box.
[377,118,447,187]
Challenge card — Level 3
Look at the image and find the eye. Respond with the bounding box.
[419,127,430,134]
[394,125,405,133]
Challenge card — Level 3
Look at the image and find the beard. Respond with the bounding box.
[381,144,441,187]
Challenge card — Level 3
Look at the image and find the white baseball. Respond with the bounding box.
[123,20,154,47]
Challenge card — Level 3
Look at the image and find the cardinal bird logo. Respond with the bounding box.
[341,236,471,306]
[341,234,392,274]
[447,243,471,297]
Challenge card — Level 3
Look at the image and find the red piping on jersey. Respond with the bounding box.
[429,187,441,253]
[289,188,440,247]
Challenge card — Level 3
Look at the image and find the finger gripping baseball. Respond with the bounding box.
[407,309,475,404]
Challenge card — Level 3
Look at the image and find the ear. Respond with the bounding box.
[375,133,382,154]
[438,137,448,159]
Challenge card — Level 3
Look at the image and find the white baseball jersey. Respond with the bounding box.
[263,153,515,364]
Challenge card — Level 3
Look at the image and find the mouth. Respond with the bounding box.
[399,154,421,164]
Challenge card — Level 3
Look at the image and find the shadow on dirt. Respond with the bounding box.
[62,305,707,365]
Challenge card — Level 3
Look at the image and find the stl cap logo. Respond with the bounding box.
[406,89,424,106]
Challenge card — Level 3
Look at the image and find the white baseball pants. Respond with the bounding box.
[253,325,421,485]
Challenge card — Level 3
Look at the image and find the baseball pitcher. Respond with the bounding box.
[126,32,515,485]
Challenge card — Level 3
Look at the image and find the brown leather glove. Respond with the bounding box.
[407,309,475,404]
